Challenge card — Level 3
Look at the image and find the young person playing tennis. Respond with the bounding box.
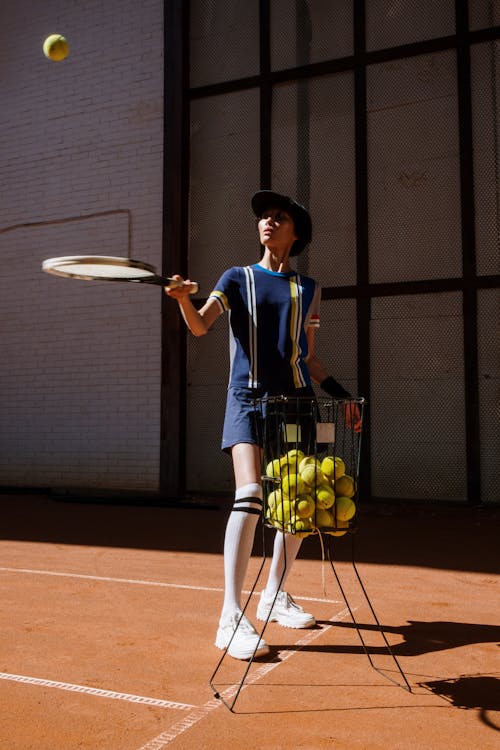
[166,190,360,660]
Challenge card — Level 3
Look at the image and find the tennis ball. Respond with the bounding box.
[267,489,282,511]
[315,484,335,509]
[327,519,349,537]
[334,457,346,478]
[266,458,282,479]
[335,474,356,498]
[294,517,313,538]
[334,496,356,521]
[43,34,69,61]
[286,513,300,533]
[298,455,321,474]
[314,508,334,528]
[321,456,346,480]
[301,464,326,488]
[295,494,315,519]
[281,473,306,500]
[286,448,305,467]
[274,499,294,524]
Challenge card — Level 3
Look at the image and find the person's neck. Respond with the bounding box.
[258,249,293,273]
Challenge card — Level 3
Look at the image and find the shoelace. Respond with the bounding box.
[278,592,301,611]
[231,613,256,634]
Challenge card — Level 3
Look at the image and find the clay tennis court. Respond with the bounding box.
[1,492,498,749]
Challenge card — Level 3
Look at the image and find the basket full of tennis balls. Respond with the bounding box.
[264,449,357,538]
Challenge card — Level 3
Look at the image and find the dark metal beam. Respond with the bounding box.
[456,0,481,504]
[161,0,190,497]
[353,0,371,501]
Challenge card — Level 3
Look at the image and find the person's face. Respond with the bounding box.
[258,207,298,250]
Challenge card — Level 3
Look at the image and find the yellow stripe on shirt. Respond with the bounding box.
[288,277,306,388]
[209,289,230,312]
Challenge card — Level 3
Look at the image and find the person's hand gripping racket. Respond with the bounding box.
[164,273,219,338]
[164,274,198,300]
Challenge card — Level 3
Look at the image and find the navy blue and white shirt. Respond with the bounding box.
[209,264,320,391]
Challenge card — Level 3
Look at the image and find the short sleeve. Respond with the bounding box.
[304,282,320,329]
[208,267,239,313]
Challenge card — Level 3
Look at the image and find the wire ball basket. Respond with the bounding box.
[254,396,365,538]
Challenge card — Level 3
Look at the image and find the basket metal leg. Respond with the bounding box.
[210,524,412,711]
[326,534,412,692]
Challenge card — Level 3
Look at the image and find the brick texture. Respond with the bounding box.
[0,0,165,490]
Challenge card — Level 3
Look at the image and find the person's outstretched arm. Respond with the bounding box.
[165,274,222,336]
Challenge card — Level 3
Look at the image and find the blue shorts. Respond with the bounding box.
[221,385,316,453]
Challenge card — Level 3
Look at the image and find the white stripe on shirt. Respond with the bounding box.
[244,266,258,388]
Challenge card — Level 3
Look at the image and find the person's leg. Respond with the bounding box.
[216,442,270,658]
[221,442,262,617]
[257,530,315,628]
[262,531,303,598]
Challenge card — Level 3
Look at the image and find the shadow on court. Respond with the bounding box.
[1,490,499,574]
[420,675,500,733]
[277,619,500,658]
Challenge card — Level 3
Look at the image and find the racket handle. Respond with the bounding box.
[165,278,199,295]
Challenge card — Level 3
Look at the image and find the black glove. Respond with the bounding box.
[320,376,351,399]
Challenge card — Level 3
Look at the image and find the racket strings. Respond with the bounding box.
[57,263,152,279]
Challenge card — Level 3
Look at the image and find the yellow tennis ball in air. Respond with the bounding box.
[43,34,69,61]
[335,474,356,498]
[315,484,335,509]
[295,494,315,519]
[281,473,306,500]
[334,496,356,522]
[321,456,346,480]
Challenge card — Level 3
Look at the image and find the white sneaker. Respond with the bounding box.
[257,591,316,629]
[215,610,270,660]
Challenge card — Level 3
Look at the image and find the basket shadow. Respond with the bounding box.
[277,619,500,658]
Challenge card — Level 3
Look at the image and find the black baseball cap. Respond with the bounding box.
[251,190,312,256]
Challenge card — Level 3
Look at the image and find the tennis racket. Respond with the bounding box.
[42,255,199,294]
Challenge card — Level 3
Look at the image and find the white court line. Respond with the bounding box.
[0,672,194,711]
[137,606,355,750]
[0,567,340,605]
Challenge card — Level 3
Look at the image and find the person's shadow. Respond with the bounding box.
[422,675,500,731]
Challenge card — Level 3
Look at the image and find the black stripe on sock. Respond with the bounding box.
[233,497,263,507]
[231,507,262,515]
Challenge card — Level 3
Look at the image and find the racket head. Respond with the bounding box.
[42,255,158,282]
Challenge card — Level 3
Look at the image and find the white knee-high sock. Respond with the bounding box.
[263,531,303,599]
[221,483,262,621]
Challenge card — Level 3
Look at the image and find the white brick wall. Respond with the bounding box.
[0,0,165,490]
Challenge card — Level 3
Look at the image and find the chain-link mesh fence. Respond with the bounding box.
[186,1,499,504]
